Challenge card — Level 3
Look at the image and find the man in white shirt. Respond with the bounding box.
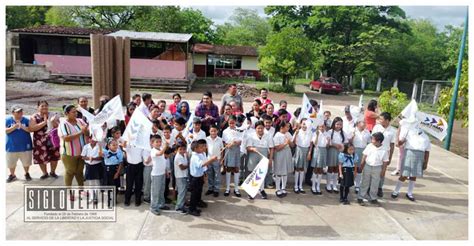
[358,132,389,206]
[371,112,396,198]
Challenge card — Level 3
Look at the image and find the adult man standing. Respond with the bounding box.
[195,91,219,135]
[220,84,243,115]
[6,105,33,182]
[137,93,153,117]
[256,88,272,111]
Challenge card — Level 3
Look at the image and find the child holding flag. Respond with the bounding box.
[222,115,243,197]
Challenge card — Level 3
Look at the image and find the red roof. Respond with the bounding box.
[10,25,116,36]
[193,43,258,57]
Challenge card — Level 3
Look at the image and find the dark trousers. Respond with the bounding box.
[125,162,144,203]
[103,165,120,189]
[340,186,350,201]
[189,175,204,212]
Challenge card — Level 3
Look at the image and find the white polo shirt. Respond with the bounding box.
[246,132,274,149]
[372,124,396,151]
[151,147,169,176]
[312,131,330,148]
[294,129,313,148]
[126,143,148,164]
[81,144,102,165]
[327,129,349,145]
[206,136,224,160]
[343,116,356,139]
[362,143,389,167]
[353,129,372,149]
[174,153,188,178]
[399,127,431,152]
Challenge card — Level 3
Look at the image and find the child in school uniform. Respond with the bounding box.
[222,115,244,197]
[171,117,188,146]
[81,138,103,203]
[150,135,170,215]
[245,120,274,199]
[273,121,295,198]
[100,138,125,199]
[174,142,189,213]
[205,125,224,197]
[309,122,330,195]
[186,118,206,154]
[357,132,389,206]
[391,119,431,201]
[292,118,313,194]
[162,125,175,203]
[262,114,276,188]
[327,117,349,193]
[352,120,371,194]
[338,143,358,205]
[371,112,396,198]
[124,138,149,207]
[188,139,218,216]
[323,111,333,131]
[142,143,153,204]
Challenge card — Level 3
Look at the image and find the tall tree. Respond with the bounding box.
[6,6,51,29]
[259,27,314,86]
[45,6,78,27]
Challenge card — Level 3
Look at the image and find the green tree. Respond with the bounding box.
[69,6,144,29]
[215,8,270,46]
[259,27,314,86]
[45,6,78,27]
[438,62,468,127]
[6,6,51,29]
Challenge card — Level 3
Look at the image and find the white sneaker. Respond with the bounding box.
[390,170,400,176]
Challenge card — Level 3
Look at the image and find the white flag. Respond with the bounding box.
[122,110,153,150]
[416,111,448,141]
[298,93,313,121]
[401,99,419,120]
[78,107,105,141]
[186,111,195,132]
[90,95,124,127]
[241,156,269,198]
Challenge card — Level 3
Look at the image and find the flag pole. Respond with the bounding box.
[444,9,468,151]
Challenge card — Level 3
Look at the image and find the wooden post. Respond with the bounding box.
[123,37,131,103]
[99,35,106,100]
[108,36,114,98]
[115,37,124,103]
[91,34,101,108]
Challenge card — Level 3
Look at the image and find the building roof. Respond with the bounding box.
[192,43,258,57]
[10,25,115,36]
[107,30,192,43]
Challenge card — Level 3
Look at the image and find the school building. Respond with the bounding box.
[6,25,261,90]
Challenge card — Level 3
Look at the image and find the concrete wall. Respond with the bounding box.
[241,56,258,70]
[34,54,187,79]
[193,53,207,65]
[13,63,51,81]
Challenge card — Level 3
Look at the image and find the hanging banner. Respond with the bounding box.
[122,110,153,150]
[89,95,124,127]
[241,156,269,198]
[416,111,448,141]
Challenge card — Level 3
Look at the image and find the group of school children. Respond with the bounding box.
[80,93,431,217]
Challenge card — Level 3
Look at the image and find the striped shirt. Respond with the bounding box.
[58,119,87,156]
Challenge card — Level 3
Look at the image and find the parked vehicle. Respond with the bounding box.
[309,77,343,94]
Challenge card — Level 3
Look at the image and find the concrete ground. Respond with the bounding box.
[5,104,468,240]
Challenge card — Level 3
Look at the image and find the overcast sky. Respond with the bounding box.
[190,6,467,30]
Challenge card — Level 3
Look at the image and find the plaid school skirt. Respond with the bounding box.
[327,147,340,167]
[311,147,327,168]
[401,149,424,177]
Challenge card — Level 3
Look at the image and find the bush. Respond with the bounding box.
[378,87,409,118]
[266,83,295,93]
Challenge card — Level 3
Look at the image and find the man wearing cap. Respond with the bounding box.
[195,91,219,135]
[6,105,33,182]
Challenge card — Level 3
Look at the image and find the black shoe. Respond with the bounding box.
[339,198,344,203]
[294,188,300,194]
[143,199,151,204]
[205,190,213,196]
[343,200,350,205]
[124,201,130,207]
[406,194,415,202]
[135,201,142,207]
[260,190,268,199]
[316,191,322,195]
[275,191,283,198]
[311,189,317,195]
[299,189,306,194]
[6,175,17,183]
[391,192,399,199]
[224,190,230,197]
[325,187,332,193]
[197,201,207,208]
[357,199,366,206]
[370,199,380,206]
[196,208,202,213]
[248,195,254,200]
[377,188,383,198]
[160,205,171,210]
[24,173,32,181]
[188,210,201,216]
[234,190,241,197]
[180,208,188,214]
[40,173,49,180]
[49,172,59,178]
[165,198,172,204]
[213,191,219,197]
[355,187,359,194]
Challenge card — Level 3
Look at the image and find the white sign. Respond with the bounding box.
[416,111,448,141]
[241,156,269,198]
[122,110,153,150]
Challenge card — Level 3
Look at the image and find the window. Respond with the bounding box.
[208,55,242,70]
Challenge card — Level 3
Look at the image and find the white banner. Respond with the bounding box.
[78,107,105,141]
[298,93,312,121]
[241,156,269,198]
[416,111,448,141]
[122,110,153,150]
[89,95,124,127]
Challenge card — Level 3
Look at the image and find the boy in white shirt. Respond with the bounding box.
[150,135,170,215]
[186,118,206,154]
[205,125,224,197]
[174,142,189,213]
[358,132,389,206]
[262,114,275,188]
[352,120,371,193]
[371,112,396,198]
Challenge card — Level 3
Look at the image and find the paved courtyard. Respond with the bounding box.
[5,104,468,240]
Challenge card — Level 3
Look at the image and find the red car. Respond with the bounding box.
[309,77,343,94]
